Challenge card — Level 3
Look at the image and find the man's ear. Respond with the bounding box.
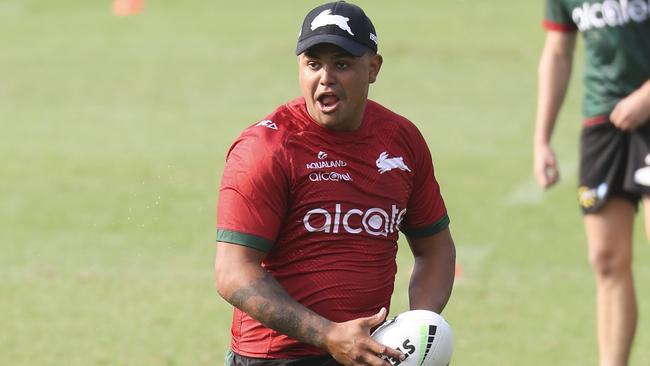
[368,53,383,84]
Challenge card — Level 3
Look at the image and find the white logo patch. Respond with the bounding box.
[376,152,411,174]
[369,32,378,45]
[634,167,650,186]
[256,120,277,130]
[310,9,354,36]
[634,154,650,186]
[318,151,328,160]
[597,182,608,198]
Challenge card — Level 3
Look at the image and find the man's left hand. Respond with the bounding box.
[610,82,650,131]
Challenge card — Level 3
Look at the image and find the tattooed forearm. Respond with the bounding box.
[226,271,331,348]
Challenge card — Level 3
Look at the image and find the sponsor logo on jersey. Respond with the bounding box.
[256,120,278,130]
[572,0,650,31]
[318,151,328,160]
[303,203,407,237]
[306,159,348,170]
[309,171,353,182]
[311,9,354,36]
[376,152,411,174]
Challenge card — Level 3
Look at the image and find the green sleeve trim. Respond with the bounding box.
[216,229,273,252]
[401,214,450,237]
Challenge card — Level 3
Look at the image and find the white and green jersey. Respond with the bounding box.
[544,0,650,118]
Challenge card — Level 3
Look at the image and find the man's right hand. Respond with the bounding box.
[534,144,560,189]
[324,308,404,366]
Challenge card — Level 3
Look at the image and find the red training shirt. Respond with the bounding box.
[217,97,449,358]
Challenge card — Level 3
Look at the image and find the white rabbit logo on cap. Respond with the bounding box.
[310,9,355,35]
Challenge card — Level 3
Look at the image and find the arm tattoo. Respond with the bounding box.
[227,271,330,347]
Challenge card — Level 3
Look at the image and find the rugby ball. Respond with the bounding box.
[371,310,453,366]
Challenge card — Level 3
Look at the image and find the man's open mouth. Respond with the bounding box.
[317,93,340,113]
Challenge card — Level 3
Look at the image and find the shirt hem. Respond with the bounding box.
[583,115,609,127]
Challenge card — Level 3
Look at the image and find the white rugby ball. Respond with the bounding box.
[371,310,453,366]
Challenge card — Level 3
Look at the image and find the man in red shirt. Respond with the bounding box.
[215,2,456,365]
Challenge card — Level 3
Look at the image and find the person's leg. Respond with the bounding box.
[643,196,650,243]
[584,198,637,366]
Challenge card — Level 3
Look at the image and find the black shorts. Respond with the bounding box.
[225,350,341,366]
[579,119,650,214]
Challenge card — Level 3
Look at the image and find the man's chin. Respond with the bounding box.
[314,115,341,130]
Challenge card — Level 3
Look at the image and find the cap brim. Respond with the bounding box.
[296,34,370,57]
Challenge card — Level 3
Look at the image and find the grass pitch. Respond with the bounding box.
[2,0,650,365]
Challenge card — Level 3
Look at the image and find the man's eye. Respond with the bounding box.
[336,62,349,69]
[307,62,320,69]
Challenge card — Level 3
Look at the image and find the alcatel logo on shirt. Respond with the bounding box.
[303,203,407,237]
[572,0,650,31]
[309,171,353,182]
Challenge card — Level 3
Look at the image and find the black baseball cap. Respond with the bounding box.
[296,1,378,57]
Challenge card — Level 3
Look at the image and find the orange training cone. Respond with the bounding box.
[113,0,144,17]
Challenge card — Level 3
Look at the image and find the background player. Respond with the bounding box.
[533,1,650,365]
[215,1,456,365]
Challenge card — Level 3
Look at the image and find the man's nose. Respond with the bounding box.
[319,65,336,86]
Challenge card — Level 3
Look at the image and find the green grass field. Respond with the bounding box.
[2,0,650,365]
